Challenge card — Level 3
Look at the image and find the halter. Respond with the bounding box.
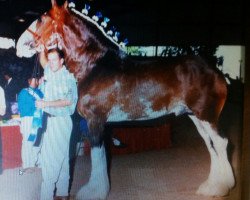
[26,15,61,52]
[27,28,40,39]
[27,19,58,79]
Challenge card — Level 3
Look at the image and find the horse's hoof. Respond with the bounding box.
[196,180,230,197]
[76,186,108,200]
[75,195,104,200]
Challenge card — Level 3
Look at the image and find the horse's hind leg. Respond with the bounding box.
[76,144,110,200]
[188,115,235,196]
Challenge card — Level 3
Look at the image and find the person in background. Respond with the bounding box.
[17,77,43,174]
[2,70,21,119]
[0,85,6,174]
[36,48,78,200]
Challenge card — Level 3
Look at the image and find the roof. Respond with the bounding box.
[0,0,247,46]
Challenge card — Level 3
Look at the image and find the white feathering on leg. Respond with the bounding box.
[189,115,235,196]
[76,144,110,200]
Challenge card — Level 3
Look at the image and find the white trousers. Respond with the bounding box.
[20,116,40,169]
[39,116,72,200]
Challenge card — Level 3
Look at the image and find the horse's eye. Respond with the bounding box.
[38,12,50,23]
[38,16,42,23]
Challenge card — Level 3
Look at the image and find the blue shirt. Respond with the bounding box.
[43,65,78,116]
[17,87,43,117]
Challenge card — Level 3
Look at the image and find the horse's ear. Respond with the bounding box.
[63,0,68,9]
[51,0,57,7]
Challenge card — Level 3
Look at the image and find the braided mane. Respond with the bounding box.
[68,3,127,51]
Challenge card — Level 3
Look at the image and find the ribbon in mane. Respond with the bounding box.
[68,2,129,50]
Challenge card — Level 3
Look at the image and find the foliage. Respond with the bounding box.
[127,45,222,66]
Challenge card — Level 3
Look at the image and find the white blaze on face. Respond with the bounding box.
[16,20,38,58]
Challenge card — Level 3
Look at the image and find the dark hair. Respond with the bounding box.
[2,69,13,77]
[47,48,65,59]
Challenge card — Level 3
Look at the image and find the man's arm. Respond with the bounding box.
[17,89,26,116]
[36,99,72,109]
[36,45,47,68]
[39,50,48,69]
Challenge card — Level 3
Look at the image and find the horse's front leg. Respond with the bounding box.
[76,116,110,200]
[76,121,110,200]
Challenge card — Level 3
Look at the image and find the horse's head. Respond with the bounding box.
[16,0,126,81]
[16,0,67,58]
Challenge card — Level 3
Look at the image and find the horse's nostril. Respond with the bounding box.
[29,41,35,48]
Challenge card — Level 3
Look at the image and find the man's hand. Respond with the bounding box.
[36,100,47,109]
[36,44,45,53]
[36,99,71,108]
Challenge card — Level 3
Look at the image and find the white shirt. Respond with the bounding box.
[42,65,78,116]
[7,77,12,85]
[0,86,6,116]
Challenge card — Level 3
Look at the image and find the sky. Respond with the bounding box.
[215,45,245,82]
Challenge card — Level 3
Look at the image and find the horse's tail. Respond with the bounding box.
[184,57,227,125]
[200,68,227,126]
[214,72,227,120]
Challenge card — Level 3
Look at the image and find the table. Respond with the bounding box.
[111,122,172,155]
[0,122,22,172]
[0,118,172,171]
[79,122,172,156]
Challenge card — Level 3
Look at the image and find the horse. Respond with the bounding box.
[16,0,235,199]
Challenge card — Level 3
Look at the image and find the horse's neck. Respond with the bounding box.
[62,16,123,82]
[65,45,123,83]
[62,33,105,80]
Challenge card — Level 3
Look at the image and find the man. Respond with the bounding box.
[3,70,21,119]
[36,48,78,200]
[17,77,43,174]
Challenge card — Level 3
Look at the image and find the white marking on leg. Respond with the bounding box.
[189,115,235,196]
[76,144,109,200]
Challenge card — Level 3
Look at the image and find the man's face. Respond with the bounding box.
[29,78,38,88]
[48,52,64,72]
[4,74,9,80]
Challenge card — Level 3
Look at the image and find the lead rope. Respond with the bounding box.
[32,54,41,79]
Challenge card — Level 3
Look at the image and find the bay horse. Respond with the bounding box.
[16,0,235,199]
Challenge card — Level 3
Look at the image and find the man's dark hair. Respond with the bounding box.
[2,69,13,77]
[48,48,65,59]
